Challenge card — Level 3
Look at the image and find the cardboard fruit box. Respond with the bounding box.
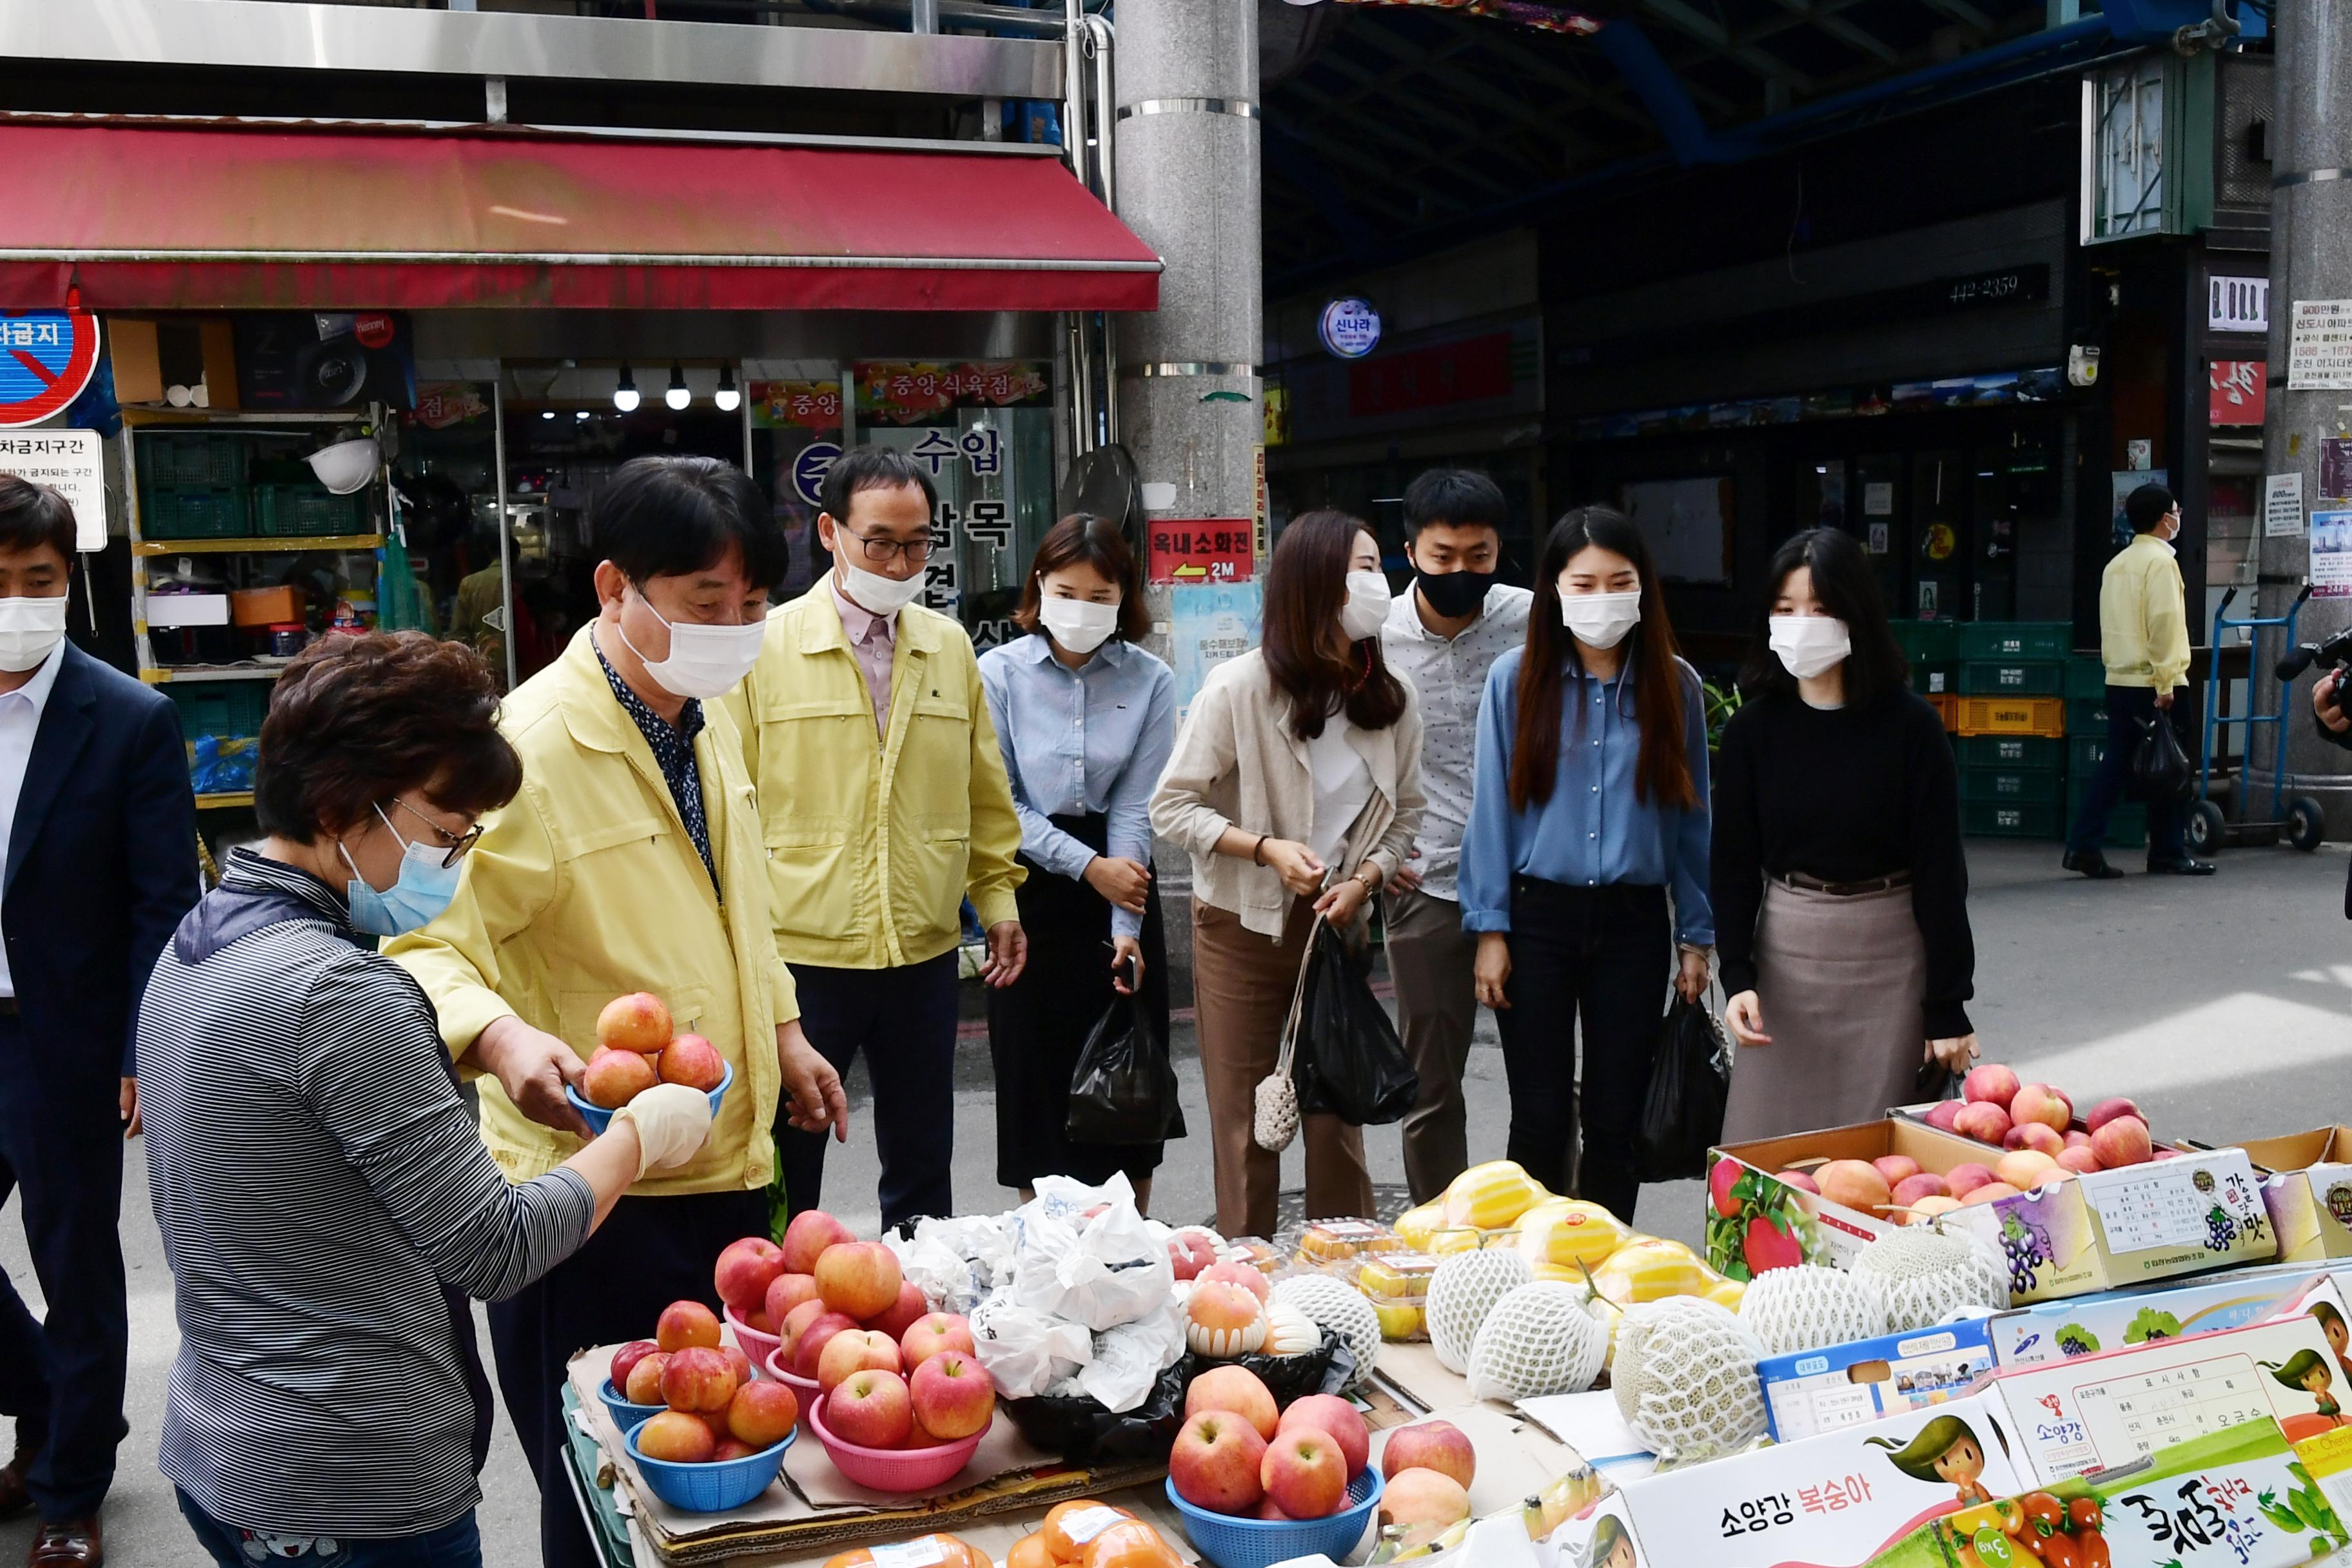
[2237,1126,2352,1264]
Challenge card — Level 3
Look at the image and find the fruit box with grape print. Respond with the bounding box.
[2234,1127,2352,1264]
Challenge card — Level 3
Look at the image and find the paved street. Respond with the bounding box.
[12,836,2351,1563]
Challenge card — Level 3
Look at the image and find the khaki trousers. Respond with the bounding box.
[1380,888,1480,1205]
[1191,899,1375,1237]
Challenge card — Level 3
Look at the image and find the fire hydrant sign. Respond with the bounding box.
[0,429,103,551]
[1147,518,1254,584]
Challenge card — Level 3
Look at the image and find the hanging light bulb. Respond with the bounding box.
[613,364,641,413]
[665,364,691,411]
[714,365,741,413]
[575,409,591,422]
[540,409,554,421]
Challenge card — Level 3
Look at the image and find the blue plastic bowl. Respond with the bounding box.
[623,1414,792,1513]
[1165,1468,1384,1568]
[598,1378,663,1432]
[568,1061,732,1136]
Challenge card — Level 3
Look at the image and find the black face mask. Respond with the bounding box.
[1413,565,1497,620]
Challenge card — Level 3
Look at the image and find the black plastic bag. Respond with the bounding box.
[1634,996,1731,1182]
[1292,923,1418,1127]
[1065,983,1187,1146]
[2130,710,2193,803]
[1002,1340,1356,1467]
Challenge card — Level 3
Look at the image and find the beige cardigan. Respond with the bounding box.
[1150,649,1426,940]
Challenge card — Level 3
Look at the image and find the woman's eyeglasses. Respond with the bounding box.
[390,798,484,868]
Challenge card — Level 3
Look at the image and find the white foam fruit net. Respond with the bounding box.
[1466,1281,1609,1402]
[1611,1297,1767,1461]
[1738,1264,1888,1358]
[1264,1300,1322,1357]
[1426,1248,1535,1374]
[1851,1224,2009,1332]
[1271,1275,1382,1386]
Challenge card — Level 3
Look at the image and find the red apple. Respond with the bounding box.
[2064,1129,2093,1149]
[827,1371,914,1449]
[863,1280,930,1343]
[1924,1101,1965,1133]
[635,1408,716,1463]
[817,1328,901,1394]
[1167,1230,1219,1281]
[623,1351,668,1406]
[1170,1410,1267,1513]
[610,1339,659,1393]
[2010,1083,2072,1133]
[909,1349,995,1440]
[597,992,672,1054]
[1872,1155,1922,1188]
[714,1437,758,1461]
[727,1378,798,1447]
[722,1343,753,1388]
[656,1300,722,1354]
[1774,1168,1820,1195]
[582,1046,658,1109]
[1380,1467,1474,1549]
[1943,1162,1997,1199]
[815,1241,904,1321]
[1890,1172,1950,1211]
[714,1237,785,1313]
[2085,1097,2144,1132]
[777,1298,828,1366]
[1380,1420,1476,1489]
[1961,1181,2022,1206]
[780,1210,855,1275]
[2090,1114,2154,1169]
[660,1346,739,1413]
[1953,1101,2012,1146]
[2010,1122,2065,1157]
[791,1310,861,1379]
[1278,1395,1369,1479]
[1964,1063,2023,1106]
[1250,1498,1291,1521]
[1184,1364,1278,1440]
[1197,1260,1272,1305]
[902,1313,977,1370]
[765,1272,820,1330]
[1262,1428,1347,1520]
[659,1033,726,1092]
[1743,1213,1804,1273]
[2057,1146,2102,1175]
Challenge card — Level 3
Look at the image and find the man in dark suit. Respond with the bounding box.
[0,476,198,1567]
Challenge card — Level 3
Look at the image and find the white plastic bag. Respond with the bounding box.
[911,1213,1017,1298]
[887,1232,977,1317]
[1078,1295,1188,1413]
[968,1289,1092,1400]
[1008,1181,1174,1332]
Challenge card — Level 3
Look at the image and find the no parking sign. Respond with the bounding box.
[0,311,99,428]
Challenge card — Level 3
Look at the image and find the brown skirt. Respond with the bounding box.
[1720,879,1928,1143]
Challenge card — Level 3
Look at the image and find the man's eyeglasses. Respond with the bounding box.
[839,526,932,567]
[390,797,484,868]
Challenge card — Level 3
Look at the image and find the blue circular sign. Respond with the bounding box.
[1318,297,1381,360]
[0,311,99,428]
[792,440,842,509]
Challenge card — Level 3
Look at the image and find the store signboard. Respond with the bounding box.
[1148,518,1254,585]
[1317,297,1381,360]
[791,441,841,509]
[2267,472,2306,538]
[0,429,102,550]
[2210,359,2266,426]
[854,361,1048,424]
[2288,300,2352,389]
[1347,329,1513,418]
[750,380,843,432]
[0,311,99,428]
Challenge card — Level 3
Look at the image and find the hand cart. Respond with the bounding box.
[2189,584,2327,854]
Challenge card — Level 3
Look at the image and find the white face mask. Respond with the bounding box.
[1340,570,1391,642]
[838,559,926,618]
[0,594,66,674]
[616,588,767,701]
[1560,589,1643,651]
[1038,597,1119,656]
[1769,614,1852,681]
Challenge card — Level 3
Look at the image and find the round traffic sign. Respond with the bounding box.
[0,311,100,429]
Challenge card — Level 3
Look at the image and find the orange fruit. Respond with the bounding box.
[819,1536,985,1568]
[1005,1533,1059,1568]
[1043,1500,1134,1561]
[1080,1520,1182,1568]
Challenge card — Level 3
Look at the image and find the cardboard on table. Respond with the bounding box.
[1986,1264,2347,1368]
[1758,1318,1998,1443]
[2240,1126,2352,1263]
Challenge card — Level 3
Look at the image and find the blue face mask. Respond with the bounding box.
[340,803,465,937]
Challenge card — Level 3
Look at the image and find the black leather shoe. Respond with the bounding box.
[2148,858,2218,876]
[2062,850,2127,880]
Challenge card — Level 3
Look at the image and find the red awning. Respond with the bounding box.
[0,120,1160,312]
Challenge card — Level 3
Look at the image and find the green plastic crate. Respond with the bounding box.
[139,484,248,540]
[1893,619,1961,665]
[1959,660,2067,697]
[2064,778,2148,849]
[1913,662,1959,696]
[2068,696,2113,735]
[1959,622,2073,662]
[254,484,368,538]
[2068,734,2112,775]
[2064,658,2108,700]
[1961,766,2066,805]
[1956,735,2064,771]
[1963,798,2063,838]
[138,431,248,487]
[162,680,270,742]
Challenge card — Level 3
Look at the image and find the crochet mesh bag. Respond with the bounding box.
[1738,1264,1888,1358]
[1427,1248,1535,1373]
[1611,1297,1767,1461]
[1271,1275,1381,1386]
[1852,1225,2009,1332]
[1466,1282,1609,1402]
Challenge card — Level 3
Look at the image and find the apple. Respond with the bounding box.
[740,1308,776,1338]
[660,1033,726,1092]
[722,1343,753,1388]
[1872,1155,1922,1188]
[2010,1083,2072,1133]
[713,1437,758,1462]
[777,1298,829,1364]
[817,1328,901,1394]
[1963,1063,2022,1106]
[727,1378,798,1447]
[1168,1230,1219,1281]
[1774,1168,1820,1195]
[766,1272,820,1329]
[1908,1195,1963,1222]
[582,1046,658,1110]
[1743,1213,1803,1273]
[660,1346,739,1413]
[1380,1467,1474,1549]
[815,1241,904,1322]
[902,1313,977,1370]
[2085,1097,2144,1132]
[1262,1429,1347,1520]
[1924,1101,1965,1133]
[610,1339,659,1393]
[1890,1172,1949,1211]
[1709,1157,1745,1218]
[635,1408,716,1463]
[1380,1420,1476,1489]
[1250,1498,1291,1521]
[910,1349,995,1440]
[791,1310,861,1379]
[1961,1181,2023,1206]
[780,1209,855,1275]
[828,1371,914,1449]
[2057,1145,2102,1175]
[656,1300,722,1354]
[623,1351,669,1406]
[1945,1162,1998,1199]
[1184,1364,1279,1440]
[2091,1113,2154,1168]
[863,1280,930,1343]
[1278,1395,1369,1479]
[1953,1101,2012,1146]
[2009,1122,2065,1157]
[1995,1149,2060,1190]
[1170,1411,1268,1513]
[1197,1260,1272,1305]
[2064,1129,2093,1149]
[597,992,672,1054]
[714,1237,786,1313]
[1814,1159,1892,1214]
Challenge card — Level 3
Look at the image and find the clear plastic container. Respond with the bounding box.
[1354,1250,1438,1302]
[1297,1219,1398,1264]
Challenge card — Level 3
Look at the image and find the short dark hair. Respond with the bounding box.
[1262,509,1409,739]
[1739,527,1908,707]
[255,631,522,841]
[819,445,938,527]
[0,476,76,560]
[1014,514,1150,642]
[1402,469,1507,537]
[595,455,789,591]
[2126,483,2178,533]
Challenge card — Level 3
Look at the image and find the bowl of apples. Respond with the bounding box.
[615,1300,800,1513]
[1164,1367,1386,1568]
[565,992,732,1135]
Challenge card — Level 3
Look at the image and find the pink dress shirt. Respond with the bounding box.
[831,576,897,738]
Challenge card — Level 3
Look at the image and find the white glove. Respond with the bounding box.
[611,1083,714,1177]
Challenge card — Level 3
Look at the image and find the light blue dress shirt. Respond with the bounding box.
[978,632,1177,940]
[1458,646,1715,946]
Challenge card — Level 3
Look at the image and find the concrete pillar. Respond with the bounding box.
[2255,0,2352,827]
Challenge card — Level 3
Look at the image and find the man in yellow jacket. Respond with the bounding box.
[2064,482,2215,877]
[387,456,848,1568]
[724,446,1023,1231]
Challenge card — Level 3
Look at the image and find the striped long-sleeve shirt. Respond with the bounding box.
[139,848,596,1536]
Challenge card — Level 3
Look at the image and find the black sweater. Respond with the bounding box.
[1711,688,1975,1039]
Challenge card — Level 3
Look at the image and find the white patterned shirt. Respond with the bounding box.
[1379,582,1533,902]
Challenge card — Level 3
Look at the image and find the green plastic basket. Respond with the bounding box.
[1960,767,2066,806]
[2064,657,2108,700]
[1959,622,2073,662]
[162,680,270,742]
[140,484,248,540]
[1893,619,1962,665]
[254,484,368,538]
[2067,696,2112,735]
[1962,798,2063,838]
[139,432,249,487]
[1955,735,2064,772]
[1959,660,2067,697]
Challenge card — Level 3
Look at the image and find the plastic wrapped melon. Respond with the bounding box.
[1516,1199,1632,1273]
[1587,1236,1713,1306]
[1611,1297,1768,1461]
[1465,1281,1609,1402]
[1440,1159,1551,1231]
[1426,1247,1534,1373]
[1851,1225,2008,1332]
[1270,1273,1380,1385]
[1737,1264,1886,1358]
[1263,1300,1322,1357]
[1393,1200,1444,1254]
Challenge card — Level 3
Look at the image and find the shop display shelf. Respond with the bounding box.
[1958,621,2073,662]
[193,792,255,812]
[1958,660,2066,698]
[133,534,384,556]
[136,431,249,487]
[1955,734,2063,772]
[163,680,270,743]
[254,484,369,538]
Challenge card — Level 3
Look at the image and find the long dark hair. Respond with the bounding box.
[1262,509,1408,740]
[1013,513,1149,642]
[1738,527,1907,705]
[1511,507,1697,813]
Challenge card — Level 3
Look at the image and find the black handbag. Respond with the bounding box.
[2129,710,2194,803]
[1065,966,1187,1146]
[1634,995,1732,1182]
[1291,921,1419,1128]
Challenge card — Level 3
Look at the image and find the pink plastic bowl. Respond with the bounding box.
[727,1306,781,1372]
[807,1391,985,1494]
[762,1347,820,1426]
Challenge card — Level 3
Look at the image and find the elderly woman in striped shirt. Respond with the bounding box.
[137,633,714,1568]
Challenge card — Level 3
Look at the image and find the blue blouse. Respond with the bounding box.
[977,633,1177,939]
[1458,647,1715,946]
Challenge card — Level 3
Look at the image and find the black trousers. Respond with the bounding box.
[1493,879,1670,1225]
[779,952,959,1231]
[485,1188,765,1568]
[2065,683,2190,864]
[0,1014,128,1524]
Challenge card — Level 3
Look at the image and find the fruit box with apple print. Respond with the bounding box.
[2234,1126,2352,1264]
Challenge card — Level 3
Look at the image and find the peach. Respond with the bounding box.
[635,1408,716,1464]
[1380,1419,1475,1489]
[1954,1101,2012,1146]
[1262,1428,1347,1520]
[2091,1114,2154,1169]
[1995,1150,2060,1190]
[902,1313,977,1370]
[1924,1100,1965,1133]
[1816,1159,1892,1213]
[660,1033,726,1092]
[2085,1097,2143,1132]
[711,1437,756,1462]
[1908,1195,1963,1222]
[1167,1231,1219,1282]
[780,1209,854,1275]
[656,1300,722,1354]
[1278,1395,1370,1479]
[1380,1467,1475,1550]
[1872,1155,1922,1188]
[863,1280,930,1343]
[2057,1145,2103,1175]
[1890,1172,1950,1211]
[1775,1168,1820,1194]
[582,1046,657,1109]
[910,1349,995,1440]
[1186,1280,1264,1342]
[610,1339,659,1393]
[597,992,672,1054]
[2010,1083,2072,1133]
[1964,1063,2022,1106]
[1961,1181,2022,1206]
[791,1310,861,1379]
[714,1237,786,1313]
[727,1378,798,1447]
[1170,1411,1266,1513]
[1197,1260,1271,1304]
[623,1351,669,1406]
[828,1370,914,1449]
[766,1273,821,1329]
[817,1328,901,1394]
[815,1241,904,1321]
[1184,1364,1278,1440]
[660,1346,739,1413]
[1945,1162,1999,1198]
[723,1343,753,1388]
